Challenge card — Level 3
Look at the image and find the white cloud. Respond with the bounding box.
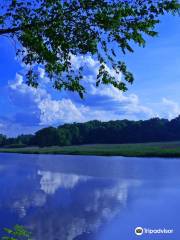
[71,55,99,72]
[70,55,154,119]
[38,67,45,79]
[90,84,154,117]
[38,67,50,84]
[162,98,180,119]
[71,54,122,84]
[9,74,87,125]
[7,56,156,131]
[38,98,87,125]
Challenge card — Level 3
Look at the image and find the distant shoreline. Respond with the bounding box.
[1,142,180,157]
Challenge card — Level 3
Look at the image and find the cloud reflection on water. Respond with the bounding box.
[26,171,141,240]
[38,170,90,195]
[0,154,144,239]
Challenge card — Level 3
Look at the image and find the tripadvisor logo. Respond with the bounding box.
[135,227,143,236]
[134,226,174,236]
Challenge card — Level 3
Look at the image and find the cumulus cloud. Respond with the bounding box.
[89,84,154,119]
[71,54,121,83]
[162,98,180,119]
[4,55,156,134]
[8,73,87,126]
[38,98,87,125]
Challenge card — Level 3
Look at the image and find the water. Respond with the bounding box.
[0,153,180,239]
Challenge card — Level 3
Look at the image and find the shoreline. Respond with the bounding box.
[1,142,180,157]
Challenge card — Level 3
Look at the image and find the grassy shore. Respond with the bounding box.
[1,142,180,157]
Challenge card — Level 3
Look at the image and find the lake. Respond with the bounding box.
[0,153,180,239]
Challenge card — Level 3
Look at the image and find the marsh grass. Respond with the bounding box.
[1,142,180,157]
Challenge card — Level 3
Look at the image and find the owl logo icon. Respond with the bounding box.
[135,227,143,236]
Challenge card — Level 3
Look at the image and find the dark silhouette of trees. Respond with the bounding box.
[2,116,180,147]
[0,134,6,146]
[31,127,60,147]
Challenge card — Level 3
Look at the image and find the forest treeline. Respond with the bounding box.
[1,116,180,147]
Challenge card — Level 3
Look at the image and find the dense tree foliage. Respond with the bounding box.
[2,134,33,147]
[32,127,61,147]
[0,0,179,97]
[0,134,6,146]
[2,116,180,147]
[1,225,31,240]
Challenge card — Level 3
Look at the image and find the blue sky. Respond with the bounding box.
[0,14,180,136]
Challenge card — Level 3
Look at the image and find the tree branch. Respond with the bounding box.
[0,26,22,35]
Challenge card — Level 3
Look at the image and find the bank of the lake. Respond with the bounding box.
[1,142,180,157]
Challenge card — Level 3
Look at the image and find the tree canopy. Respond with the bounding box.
[0,0,179,97]
[1,225,32,240]
[2,116,180,147]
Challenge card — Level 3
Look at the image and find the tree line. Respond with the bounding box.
[1,116,180,147]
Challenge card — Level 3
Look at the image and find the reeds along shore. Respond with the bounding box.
[1,142,180,157]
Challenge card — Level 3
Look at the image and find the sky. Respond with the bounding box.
[0,14,180,136]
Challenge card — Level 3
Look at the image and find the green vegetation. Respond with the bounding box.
[1,225,31,240]
[0,1,179,96]
[2,117,180,148]
[1,142,180,157]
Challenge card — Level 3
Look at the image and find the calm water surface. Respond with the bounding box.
[0,153,180,239]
